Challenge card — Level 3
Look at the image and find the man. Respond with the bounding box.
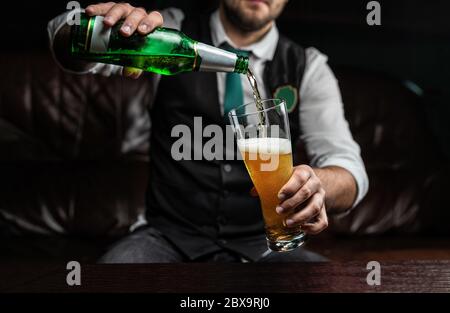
[48,0,368,262]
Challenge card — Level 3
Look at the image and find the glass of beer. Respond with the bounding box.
[229,99,306,252]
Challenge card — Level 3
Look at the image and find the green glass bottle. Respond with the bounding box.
[70,13,249,75]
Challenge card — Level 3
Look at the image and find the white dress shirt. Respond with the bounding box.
[47,7,369,208]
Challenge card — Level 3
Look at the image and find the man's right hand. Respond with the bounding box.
[85,2,164,79]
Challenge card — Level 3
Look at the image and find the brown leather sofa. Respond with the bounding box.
[0,52,448,262]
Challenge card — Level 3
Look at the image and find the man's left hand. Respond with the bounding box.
[277,165,328,234]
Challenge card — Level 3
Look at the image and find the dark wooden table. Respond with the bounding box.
[1,260,449,293]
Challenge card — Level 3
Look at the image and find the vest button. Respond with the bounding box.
[223,164,232,173]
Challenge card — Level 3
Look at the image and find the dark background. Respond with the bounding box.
[0,0,449,268]
[4,0,450,159]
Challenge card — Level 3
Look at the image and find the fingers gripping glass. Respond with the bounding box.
[229,99,306,252]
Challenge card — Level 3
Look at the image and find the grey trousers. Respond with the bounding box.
[99,226,327,263]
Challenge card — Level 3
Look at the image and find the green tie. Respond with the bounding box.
[221,43,250,119]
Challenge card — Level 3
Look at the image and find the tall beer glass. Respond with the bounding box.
[229,99,306,252]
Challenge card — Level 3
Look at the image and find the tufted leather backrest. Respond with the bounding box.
[336,67,435,169]
[0,53,447,237]
[0,53,153,236]
[0,53,152,160]
[330,67,448,235]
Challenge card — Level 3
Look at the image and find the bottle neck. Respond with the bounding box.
[235,55,249,74]
[196,43,248,74]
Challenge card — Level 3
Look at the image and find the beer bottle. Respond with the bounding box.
[70,13,249,75]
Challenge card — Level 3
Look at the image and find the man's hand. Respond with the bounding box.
[276,165,328,235]
[85,2,164,78]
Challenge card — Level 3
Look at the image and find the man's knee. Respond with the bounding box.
[99,240,149,263]
[98,227,185,263]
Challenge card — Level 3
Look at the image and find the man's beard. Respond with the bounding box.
[222,2,274,32]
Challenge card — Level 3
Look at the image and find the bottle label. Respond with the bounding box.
[89,16,111,53]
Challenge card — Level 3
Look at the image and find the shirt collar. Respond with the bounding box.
[209,9,279,61]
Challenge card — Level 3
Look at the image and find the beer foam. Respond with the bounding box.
[237,137,292,155]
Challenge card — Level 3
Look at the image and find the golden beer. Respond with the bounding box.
[238,138,303,245]
[230,98,305,251]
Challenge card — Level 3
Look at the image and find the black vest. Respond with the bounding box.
[145,13,306,260]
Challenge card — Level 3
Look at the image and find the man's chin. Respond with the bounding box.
[223,1,272,32]
[240,9,271,28]
[239,20,271,32]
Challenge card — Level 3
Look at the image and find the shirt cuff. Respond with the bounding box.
[314,156,369,210]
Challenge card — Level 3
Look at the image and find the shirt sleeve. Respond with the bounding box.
[47,7,185,76]
[299,47,369,209]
